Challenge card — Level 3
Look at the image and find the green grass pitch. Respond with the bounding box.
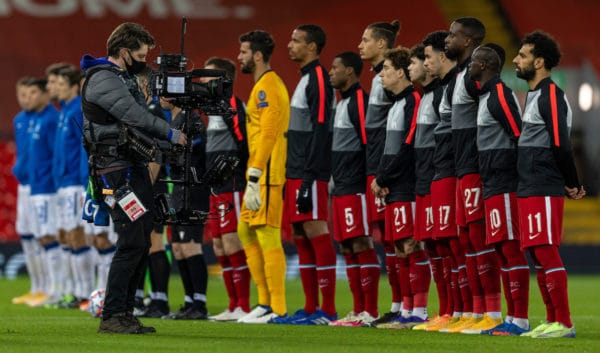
[0,274,598,353]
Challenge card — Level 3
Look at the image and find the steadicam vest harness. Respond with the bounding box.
[81,66,130,166]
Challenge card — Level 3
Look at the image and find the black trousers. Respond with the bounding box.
[98,166,154,318]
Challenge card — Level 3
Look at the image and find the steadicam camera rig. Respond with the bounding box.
[148,17,240,225]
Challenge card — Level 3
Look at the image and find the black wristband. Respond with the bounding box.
[249,176,260,183]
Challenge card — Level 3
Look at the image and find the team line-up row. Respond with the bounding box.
[11,18,583,338]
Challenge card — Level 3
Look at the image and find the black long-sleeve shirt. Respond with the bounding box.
[414,79,441,195]
[365,61,393,175]
[450,59,481,178]
[376,85,421,203]
[206,96,248,193]
[432,65,459,181]
[286,59,334,182]
[476,76,522,199]
[517,77,581,197]
[332,83,369,195]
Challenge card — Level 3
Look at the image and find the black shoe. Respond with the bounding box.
[162,304,189,319]
[172,306,208,320]
[125,312,156,333]
[98,313,145,334]
[138,304,170,318]
[368,311,400,327]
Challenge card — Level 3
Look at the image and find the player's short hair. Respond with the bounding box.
[384,46,412,80]
[422,31,448,52]
[25,77,48,92]
[410,44,425,61]
[45,62,71,76]
[474,46,502,73]
[57,66,82,87]
[482,42,506,67]
[335,51,363,77]
[16,76,34,88]
[296,24,326,54]
[521,30,561,70]
[367,20,401,49]
[205,57,237,81]
[239,30,275,63]
[107,22,155,58]
[454,17,486,46]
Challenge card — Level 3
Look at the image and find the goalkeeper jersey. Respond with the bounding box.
[245,70,290,186]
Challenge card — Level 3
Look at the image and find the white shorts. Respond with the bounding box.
[57,185,85,232]
[16,184,35,235]
[30,193,58,238]
[84,219,115,239]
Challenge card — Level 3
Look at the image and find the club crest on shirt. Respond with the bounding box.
[257,90,269,108]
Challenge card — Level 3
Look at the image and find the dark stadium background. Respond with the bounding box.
[0,0,598,270]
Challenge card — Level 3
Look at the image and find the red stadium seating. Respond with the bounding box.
[501,0,600,72]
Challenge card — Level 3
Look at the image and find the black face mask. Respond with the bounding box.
[125,50,146,75]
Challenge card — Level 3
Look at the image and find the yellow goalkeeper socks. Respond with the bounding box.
[263,247,287,316]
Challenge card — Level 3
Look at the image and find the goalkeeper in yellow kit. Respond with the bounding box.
[235,30,290,323]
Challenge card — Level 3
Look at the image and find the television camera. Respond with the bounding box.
[131,17,240,225]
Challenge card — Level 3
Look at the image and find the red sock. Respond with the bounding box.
[442,256,454,316]
[396,256,412,312]
[229,250,251,312]
[217,255,237,311]
[427,240,447,316]
[500,267,514,317]
[478,249,501,313]
[533,246,572,327]
[310,234,337,316]
[450,264,463,314]
[461,226,483,314]
[409,249,431,310]
[437,241,454,316]
[344,253,363,314]
[294,236,318,314]
[495,245,514,317]
[384,242,402,305]
[358,249,380,317]
[470,222,501,313]
[531,251,555,322]
[451,235,472,313]
[500,240,529,319]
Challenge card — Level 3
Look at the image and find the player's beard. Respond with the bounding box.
[444,46,461,61]
[241,59,256,74]
[516,62,535,81]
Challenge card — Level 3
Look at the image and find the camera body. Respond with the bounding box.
[150,53,234,116]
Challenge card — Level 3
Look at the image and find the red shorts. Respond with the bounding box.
[518,196,564,249]
[332,194,369,242]
[205,192,242,238]
[284,178,329,224]
[484,192,520,245]
[414,194,434,241]
[384,201,415,242]
[366,175,386,224]
[456,173,484,226]
[430,177,458,239]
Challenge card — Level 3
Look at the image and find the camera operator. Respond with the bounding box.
[158,97,210,320]
[80,22,186,334]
